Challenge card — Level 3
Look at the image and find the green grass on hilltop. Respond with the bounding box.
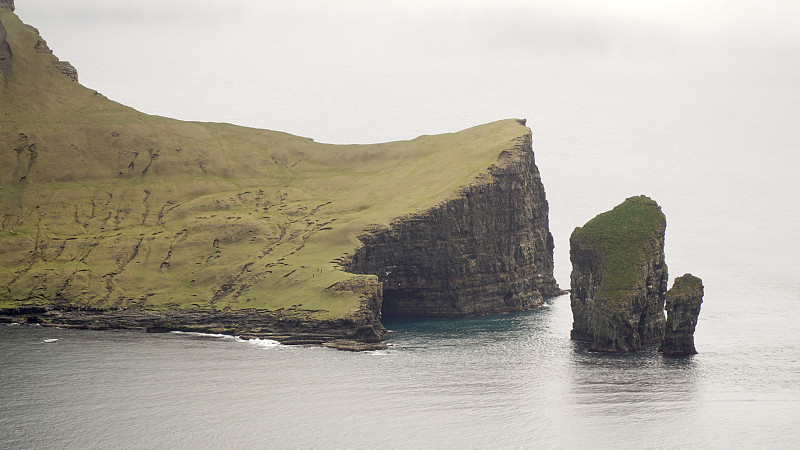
[668,274,702,297]
[571,195,666,301]
[0,9,530,320]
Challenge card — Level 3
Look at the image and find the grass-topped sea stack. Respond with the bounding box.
[569,195,668,352]
[0,7,559,348]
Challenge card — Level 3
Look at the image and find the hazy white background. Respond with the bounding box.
[14,0,800,292]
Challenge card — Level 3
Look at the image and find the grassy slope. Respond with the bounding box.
[570,195,666,302]
[0,10,528,320]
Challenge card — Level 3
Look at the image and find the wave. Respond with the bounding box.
[169,331,236,340]
[169,331,281,348]
[239,337,282,348]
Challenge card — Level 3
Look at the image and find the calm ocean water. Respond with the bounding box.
[2,280,798,449]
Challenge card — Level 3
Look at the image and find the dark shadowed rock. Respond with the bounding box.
[659,274,703,355]
[570,195,668,352]
[0,1,14,12]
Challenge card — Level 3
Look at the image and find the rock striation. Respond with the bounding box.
[659,274,703,355]
[570,195,668,352]
[343,130,561,316]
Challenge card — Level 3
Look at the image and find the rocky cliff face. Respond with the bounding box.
[0,0,13,12]
[570,195,668,352]
[659,274,703,355]
[343,129,560,317]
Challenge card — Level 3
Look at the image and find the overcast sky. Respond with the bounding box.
[13,0,800,142]
[10,0,800,281]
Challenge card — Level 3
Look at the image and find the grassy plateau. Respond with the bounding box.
[570,195,666,302]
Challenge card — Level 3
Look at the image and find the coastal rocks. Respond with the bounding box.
[0,302,387,347]
[570,195,668,352]
[659,274,703,355]
[343,131,561,317]
[0,1,13,12]
[0,272,387,346]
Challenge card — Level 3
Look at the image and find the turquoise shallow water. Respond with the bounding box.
[2,284,799,449]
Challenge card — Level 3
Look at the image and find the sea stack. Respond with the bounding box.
[659,274,703,355]
[569,195,668,352]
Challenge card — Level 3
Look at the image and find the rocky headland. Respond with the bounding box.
[569,195,668,352]
[343,130,561,317]
[0,9,559,349]
[659,274,704,355]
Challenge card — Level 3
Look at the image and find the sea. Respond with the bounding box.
[2,280,798,449]
[4,1,800,448]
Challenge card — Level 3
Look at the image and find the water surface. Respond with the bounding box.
[3,285,798,448]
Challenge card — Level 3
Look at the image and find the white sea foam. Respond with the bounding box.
[239,337,281,348]
[170,331,235,340]
[169,331,281,347]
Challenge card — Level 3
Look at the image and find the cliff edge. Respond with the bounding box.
[343,129,560,317]
[569,195,668,352]
[0,10,559,347]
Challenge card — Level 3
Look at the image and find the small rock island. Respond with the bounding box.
[569,195,669,352]
[659,274,704,355]
[570,195,704,354]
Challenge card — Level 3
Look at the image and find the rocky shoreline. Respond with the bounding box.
[0,305,389,351]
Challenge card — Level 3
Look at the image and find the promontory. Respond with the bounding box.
[0,7,560,348]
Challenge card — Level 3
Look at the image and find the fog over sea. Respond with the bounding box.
[2,1,800,448]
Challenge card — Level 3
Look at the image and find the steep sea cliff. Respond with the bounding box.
[343,129,560,317]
